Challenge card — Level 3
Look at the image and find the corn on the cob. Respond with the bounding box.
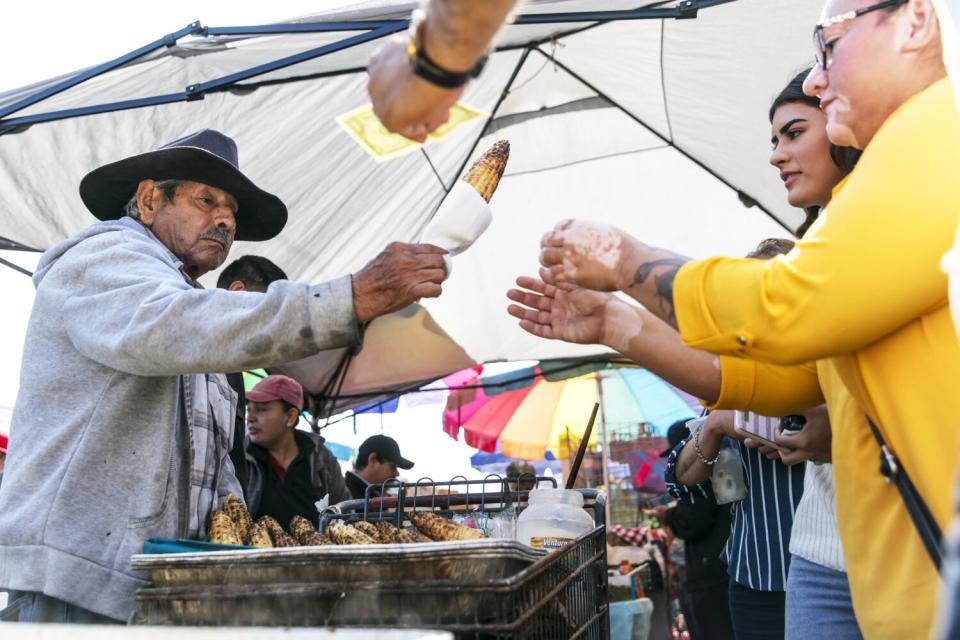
[223,494,253,542]
[353,520,385,543]
[257,515,298,547]
[374,520,404,543]
[289,515,329,546]
[289,515,316,540]
[245,521,274,548]
[326,521,377,545]
[462,140,510,202]
[208,509,243,545]
[302,531,330,546]
[409,512,485,542]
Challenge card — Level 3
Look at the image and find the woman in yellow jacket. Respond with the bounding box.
[526,3,959,637]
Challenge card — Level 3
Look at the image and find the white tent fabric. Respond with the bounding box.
[0,0,823,412]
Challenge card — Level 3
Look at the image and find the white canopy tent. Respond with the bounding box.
[0,0,822,414]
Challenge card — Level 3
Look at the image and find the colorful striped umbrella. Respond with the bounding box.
[446,365,700,461]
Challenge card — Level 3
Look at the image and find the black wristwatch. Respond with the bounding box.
[406,9,488,89]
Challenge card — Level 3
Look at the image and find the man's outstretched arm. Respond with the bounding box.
[368,0,520,142]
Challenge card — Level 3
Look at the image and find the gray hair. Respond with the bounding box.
[123,179,184,220]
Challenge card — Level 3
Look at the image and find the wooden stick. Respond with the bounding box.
[566,402,600,490]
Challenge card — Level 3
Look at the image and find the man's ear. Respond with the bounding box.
[135,179,160,226]
[899,0,940,55]
[368,452,379,467]
[227,281,247,292]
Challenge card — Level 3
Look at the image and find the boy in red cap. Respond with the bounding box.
[242,375,349,526]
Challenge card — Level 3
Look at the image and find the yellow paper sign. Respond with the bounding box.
[337,102,487,162]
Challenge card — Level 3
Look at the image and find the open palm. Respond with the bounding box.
[506,276,611,344]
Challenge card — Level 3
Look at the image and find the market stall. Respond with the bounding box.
[131,476,609,638]
[0,1,823,637]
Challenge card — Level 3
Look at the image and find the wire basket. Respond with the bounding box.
[321,473,605,531]
[135,475,609,639]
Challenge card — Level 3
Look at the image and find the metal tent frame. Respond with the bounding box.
[0,0,778,281]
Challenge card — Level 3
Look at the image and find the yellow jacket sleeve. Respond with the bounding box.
[706,356,823,416]
[674,78,960,365]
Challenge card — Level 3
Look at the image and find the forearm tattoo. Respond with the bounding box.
[631,251,689,326]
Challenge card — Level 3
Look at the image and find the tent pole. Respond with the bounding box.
[0,256,32,278]
[596,372,613,527]
[428,46,532,213]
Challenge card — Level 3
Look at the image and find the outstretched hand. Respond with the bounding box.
[538,220,635,291]
[506,276,615,345]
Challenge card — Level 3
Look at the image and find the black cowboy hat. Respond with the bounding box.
[79,129,287,242]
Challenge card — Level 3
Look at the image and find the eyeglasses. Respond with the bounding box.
[813,0,907,70]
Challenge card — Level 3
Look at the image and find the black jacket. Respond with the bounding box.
[226,372,249,492]
[242,430,351,522]
[665,496,731,589]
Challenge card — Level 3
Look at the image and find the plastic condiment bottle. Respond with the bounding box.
[516,488,595,552]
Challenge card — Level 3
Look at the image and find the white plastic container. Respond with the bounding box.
[516,488,595,552]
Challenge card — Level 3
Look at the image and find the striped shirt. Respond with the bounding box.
[666,435,805,592]
[789,462,845,572]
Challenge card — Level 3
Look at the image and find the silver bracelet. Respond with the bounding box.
[694,428,720,466]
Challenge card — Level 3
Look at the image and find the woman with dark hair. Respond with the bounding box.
[506,68,863,638]
[760,69,862,639]
[767,70,861,237]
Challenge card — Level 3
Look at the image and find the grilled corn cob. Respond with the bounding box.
[374,520,404,543]
[208,509,243,545]
[289,515,316,540]
[301,531,329,546]
[376,520,432,544]
[257,515,298,547]
[289,515,329,546]
[326,521,377,545]
[223,494,253,542]
[462,140,510,202]
[245,521,274,548]
[353,520,385,542]
[410,512,485,541]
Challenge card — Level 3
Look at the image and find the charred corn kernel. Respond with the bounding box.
[273,530,298,547]
[256,515,298,547]
[375,519,433,544]
[301,531,328,546]
[410,512,485,541]
[462,140,510,202]
[353,521,385,542]
[289,516,329,546]
[374,520,403,543]
[289,515,317,543]
[223,494,253,542]
[245,521,273,548]
[326,521,377,545]
[208,509,243,545]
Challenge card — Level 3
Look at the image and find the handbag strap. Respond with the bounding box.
[866,414,943,571]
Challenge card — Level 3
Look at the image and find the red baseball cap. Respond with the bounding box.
[246,375,304,411]
[0,433,8,455]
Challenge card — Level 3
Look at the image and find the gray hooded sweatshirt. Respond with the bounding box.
[0,218,360,621]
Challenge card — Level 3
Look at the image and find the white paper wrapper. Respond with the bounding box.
[420,181,493,278]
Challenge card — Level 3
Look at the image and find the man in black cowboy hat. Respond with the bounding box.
[0,129,448,624]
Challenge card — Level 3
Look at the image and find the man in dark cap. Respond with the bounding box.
[0,129,447,623]
[345,435,414,500]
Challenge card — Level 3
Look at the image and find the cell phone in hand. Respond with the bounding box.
[733,411,782,448]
